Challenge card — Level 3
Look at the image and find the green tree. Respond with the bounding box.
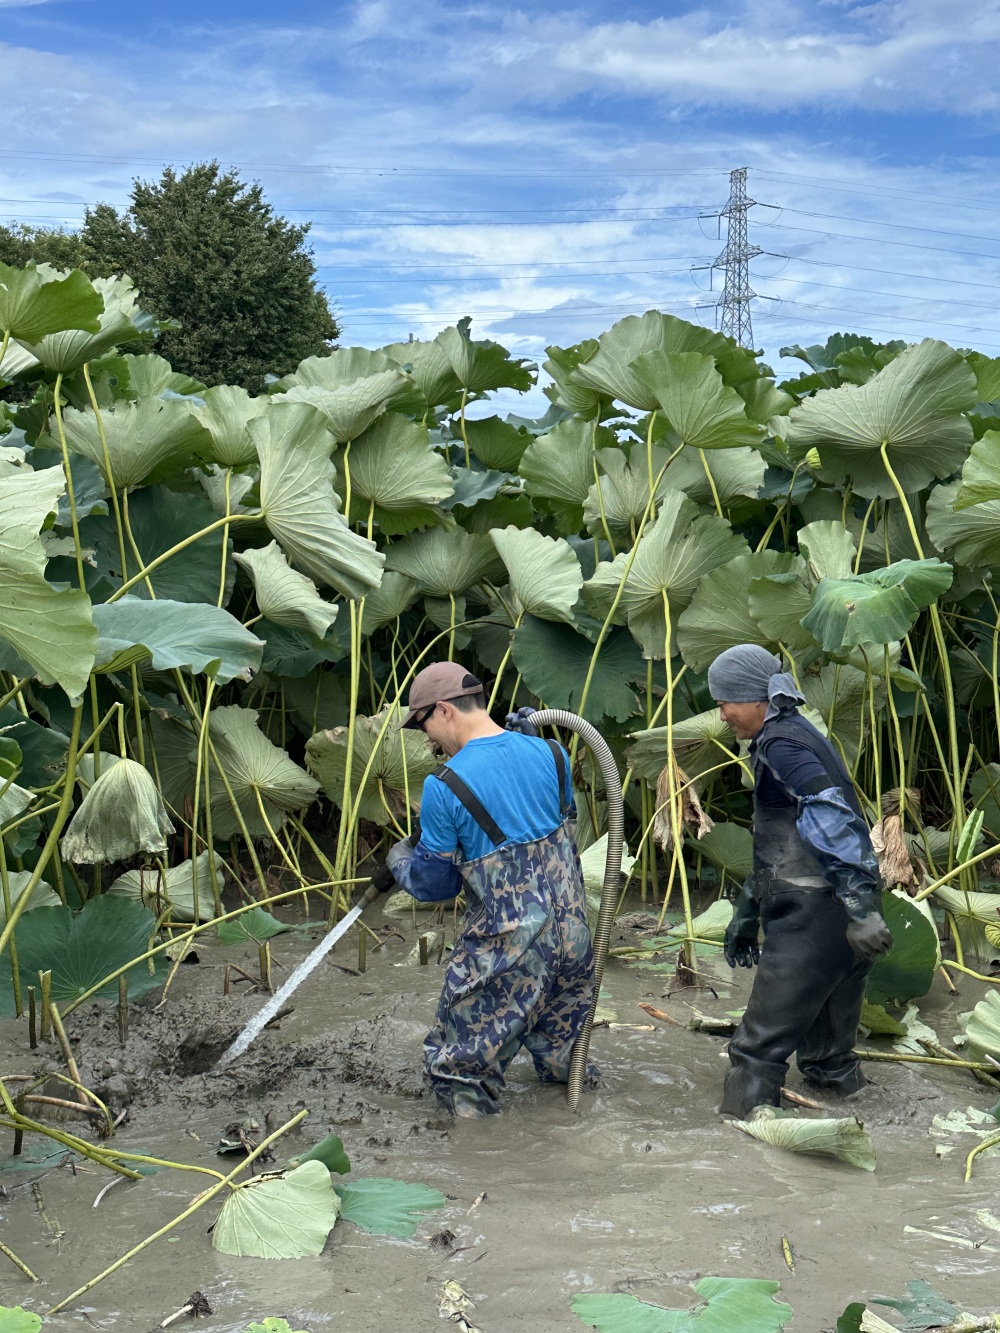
[0,222,87,270]
[80,162,339,391]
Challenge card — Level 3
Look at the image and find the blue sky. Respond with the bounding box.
[5,0,1000,397]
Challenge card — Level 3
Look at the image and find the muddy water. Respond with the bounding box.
[2,907,999,1333]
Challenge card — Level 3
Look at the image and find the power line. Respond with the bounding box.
[768,221,1000,263]
[755,169,1000,216]
[772,253,1000,293]
[782,206,1000,247]
[755,270,1000,315]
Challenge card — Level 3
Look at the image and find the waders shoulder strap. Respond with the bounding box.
[433,767,507,848]
[546,739,572,816]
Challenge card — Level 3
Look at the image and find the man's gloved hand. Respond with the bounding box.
[846,913,893,961]
[505,705,539,736]
[724,877,761,969]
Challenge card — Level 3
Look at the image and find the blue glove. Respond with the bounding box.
[505,705,539,736]
[386,838,413,880]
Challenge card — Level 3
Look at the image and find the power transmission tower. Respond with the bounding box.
[698,167,763,348]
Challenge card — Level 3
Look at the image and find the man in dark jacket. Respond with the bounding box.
[709,644,892,1118]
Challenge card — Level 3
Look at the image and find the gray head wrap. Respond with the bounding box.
[707,644,804,721]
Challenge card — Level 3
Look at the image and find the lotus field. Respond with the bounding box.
[1,258,1000,1049]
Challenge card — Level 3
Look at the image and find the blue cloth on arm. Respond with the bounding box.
[421,731,574,862]
[389,841,463,903]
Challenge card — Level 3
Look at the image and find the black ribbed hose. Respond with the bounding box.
[529,709,623,1110]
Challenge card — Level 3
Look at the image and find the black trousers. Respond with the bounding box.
[720,888,872,1119]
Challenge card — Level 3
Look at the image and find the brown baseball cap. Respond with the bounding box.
[400,662,483,728]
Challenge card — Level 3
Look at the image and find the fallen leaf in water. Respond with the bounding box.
[730,1107,875,1171]
[439,1280,484,1331]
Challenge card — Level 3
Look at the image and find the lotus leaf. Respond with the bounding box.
[0,466,97,701]
[306,709,437,826]
[747,559,817,654]
[234,542,339,639]
[62,757,173,863]
[250,399,384,600]
[953,429,1000,509]
[258,621,341,678]
[217,905,295,944]
[0,1309,42,1333]
[461,416,530,472]
[511,617,645,723]
[731,1106,876,1171]
[520,418,615,523]
[287,1132,351,1175]
[0,895,163,1014]
[583,446,676,544]
[16,275,155,374]
[189,383,268,468]
[627,709,736,785]
[107,852,221,923]
[197,464,257,518]
[675,549,793,672]
[243,1322,307,1333]
[212,1159,340,1258]
[0,706,68,788]
[801,559,953,651]
[383,525,499,597]
[932,884,1000,965]
[585,491,747,659]
[333,1176,445,1238]
[491,526,583,624]
[785,339,976,499]
[0,261,102,342]
[959,990,1000,1060]
[667,898,734,942]
[869,1281,960,1333]
[120,351,205,400]
[572,1276,793,1333]
[445,464,509,512]
[659,444,765,506]
[383,337,463,407]
[281,371,409,444]
[926,479,1000,568]
[543,339,605,416]
[0,872,60,924]
[277,670,349,737]
[630,351,764,450]
[283,346,403,392]
[866,890,938,1005]
[93,596,264,683]
[579,833,636,932]
[208,706,319,838]
[344,411,453,531]
[359,570,418,633]
[436,317,533,395]
[693,822,754,884]
[798,520,857,582]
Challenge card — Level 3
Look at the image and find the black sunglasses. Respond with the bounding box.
[414,703,438,732]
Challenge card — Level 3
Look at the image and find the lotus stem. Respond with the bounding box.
[855,1049,999,1072]
[38,971,52,1041]
[0,1238,39,1283]
[964,1129,1000,1184]
[0,839,23,1017]
[28,984,37,1048]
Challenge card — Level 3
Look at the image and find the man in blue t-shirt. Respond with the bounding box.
[385,661,594,1117]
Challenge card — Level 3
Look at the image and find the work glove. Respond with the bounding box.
[505,704,539,736]
[375,821,422,892]
[724,876,761,970]
[836,878,893,961]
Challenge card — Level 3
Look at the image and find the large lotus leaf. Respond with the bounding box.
[436,318,533,395]
[675,549,789,673]
[511,617,645,723]
[585,491,747,659]
[731,1107,875,1172]
[360,571,419,633]
[801,559,953,651]
[281,370,409,444]
[660,444,765,506]
[93,596,263,683]
[0,466,96,701]
[193,384,268,468]
[334,1177,445,1239]
[209,705,319,838]
[0,872,60,925]
[0,261,102,342]
[444,464,508,512]
[259,619,342,679]
[580,834,636,931]
[60,397,211,490]
[694,822,754,883]
[458,492,534,535]
[0,1308,43,1333]
[83,485,231,605]
[631,351,764,450]
[798,520,857,582]
[0,774,34,826]
[520,418,616,531]
[0,705,69,788]
[543,340,605,417]
[107,852,221,923]
[933,885,1000,966]
[799,662,873,767]
[234,542,338,639]
[120,352,205,400]
[491,526,582,624]
[926,479,1000,568]
[383,526,499,597]
[306,710,437,826]
[572,1276,793,1333]
[19,276,159,375]
[212,1160,339,1259]
[866,890,937,1005]
[0,895,163,1016]
[280,346,398,392]
[785,339,976,500]
[583,446,675,544]
[251,400,383,600]
[345,412,453,531]
[461,416,530,472]
[959,990,1000,1060]
[627,708,736,784]
[275,671,349,737]
[739,377,795,424]
[952,429,1000,510]
[383,339,463,407]
[747,557,818,654]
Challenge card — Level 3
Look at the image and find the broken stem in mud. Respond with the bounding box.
[856,1049,1000,1073]
[965,1129,1000,1184]
[49,1002,91,1111]
[0,1238,39,1283]
[45,1107,310,1317]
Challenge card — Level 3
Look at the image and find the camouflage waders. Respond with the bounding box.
[423,747,594,1116]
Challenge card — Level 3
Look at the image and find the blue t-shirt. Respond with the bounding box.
[420,730,574,863]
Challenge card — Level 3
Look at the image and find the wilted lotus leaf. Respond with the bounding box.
[60,397,212,489]
[653,759,713,853]
[959,990,1000,1060]
[62,757,174,863]
[107,852,221,923]
[0,260,102,342]
[731,1106,876,1172]
[306,709,437,826]
[234,541,339,639]
[0,872,60,925]
[932,884,1000,964]
[208,706,319,839]
[491,525,583,624]
[871,815,918,890]
[212,1160,340,1259]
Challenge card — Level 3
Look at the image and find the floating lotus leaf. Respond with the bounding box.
[0,872,60,925]
[193,384,268,468]
[0,1308,43,1333]
[659,444,765,506]
[281,372,409,444]
[959,990,1000,1060]
[62,757,174,863]
[627,709,736,784]
[869,1280,961,1333]
[585,490,747,659]
[730,1106,876,1172]
[0,895,164,1016]
[630,351,764,450]
[107,852,221,923]
[801,559,953,651]
[866,890,938,1005]
[0,466,96,701]
[333,1176,445,1239]
[675,549,790,672]
[491,526,583,624]
[306,709,437,826]
[208,706,319,839]
[60,397,212,490]
[785,339,976,500]
[383,526,499,597]
[234,542,339,639]
[511,618,645,723]
[0,261,102,342]
[932,884,1000,965]
[93,596,264,683]
[344,412,453,532]
[19,275,160,375]
[926,479,1000,569]
[798,520,857,581]
[212,1160,340,1259]
[572,1276,793,1333]
[436,317,533,395]
[250,399,384,600]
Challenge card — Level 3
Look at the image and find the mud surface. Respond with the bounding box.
[2,903,999,1333]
